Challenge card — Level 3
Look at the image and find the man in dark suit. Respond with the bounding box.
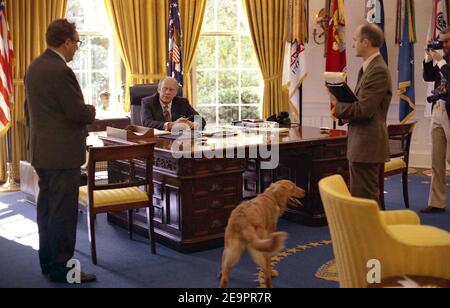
[25,19,96,283]
[421,27,450,214]
[333,24,392,205]
[141,77,206,131]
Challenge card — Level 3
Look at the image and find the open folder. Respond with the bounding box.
[324,72,358,103]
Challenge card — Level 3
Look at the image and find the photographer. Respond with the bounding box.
[422,27,450,214]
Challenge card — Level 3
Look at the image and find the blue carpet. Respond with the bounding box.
[0,175,449,288]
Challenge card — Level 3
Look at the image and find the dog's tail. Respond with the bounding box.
[241,227,288,254]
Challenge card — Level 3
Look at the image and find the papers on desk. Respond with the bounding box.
[154,129,171,136]
[221,125,290,134]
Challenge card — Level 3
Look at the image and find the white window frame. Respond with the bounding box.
[194,0,263,125]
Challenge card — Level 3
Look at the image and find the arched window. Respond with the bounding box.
[194,0,263,125]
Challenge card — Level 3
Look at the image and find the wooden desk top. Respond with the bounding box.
[100,126,347,156]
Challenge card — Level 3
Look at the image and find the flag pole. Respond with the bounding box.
[1,129,20,192]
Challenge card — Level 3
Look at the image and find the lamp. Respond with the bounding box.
[313,8,329,45]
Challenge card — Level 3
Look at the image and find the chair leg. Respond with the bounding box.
[128,209,133,240]
[402,171,410,209]
[379,165,386,211]
[87,212,97,265]
[147,206,156,254]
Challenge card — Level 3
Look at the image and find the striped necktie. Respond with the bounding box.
[163,104,171,122]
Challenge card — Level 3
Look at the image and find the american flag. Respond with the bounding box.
[0,0,14,137]
[167,0,183,87]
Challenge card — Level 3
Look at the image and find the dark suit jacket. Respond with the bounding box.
[423,56,450,120]
[335,55,392,164]
[25,49,96,169]
[141,93,206,130]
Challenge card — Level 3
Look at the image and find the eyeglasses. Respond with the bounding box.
[71,39,83,47]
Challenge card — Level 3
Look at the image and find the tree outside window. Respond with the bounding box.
[66,0,123,113]
[194,0,263,125]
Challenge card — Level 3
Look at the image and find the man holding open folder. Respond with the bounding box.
[331,23,392,206]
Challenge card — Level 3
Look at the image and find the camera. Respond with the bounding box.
[427,88,448,103]
[427,40,444,50]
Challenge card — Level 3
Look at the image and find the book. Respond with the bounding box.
[324,72,358,103]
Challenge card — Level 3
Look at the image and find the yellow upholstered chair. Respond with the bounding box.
[79,142,157,264]
[380,122,416,210]
[319,175,450,288]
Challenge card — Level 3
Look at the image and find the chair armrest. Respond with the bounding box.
[380,210,420,226]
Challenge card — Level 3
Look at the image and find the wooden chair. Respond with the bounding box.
[79,142,157,264]
[379,122,417,210]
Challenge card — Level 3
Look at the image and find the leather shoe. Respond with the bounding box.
[420,206,446,214]
[50,271,96,283]
[80,272,97,283]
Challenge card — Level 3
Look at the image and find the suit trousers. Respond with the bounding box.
[35,168,81,277]
[349,161,382,206]
[429,103,450,209]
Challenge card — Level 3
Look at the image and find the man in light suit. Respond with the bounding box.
[333,23,392,205]
[141,77,206,131]
[25,19,96,283]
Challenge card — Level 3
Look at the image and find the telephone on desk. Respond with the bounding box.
[267,112,291,126]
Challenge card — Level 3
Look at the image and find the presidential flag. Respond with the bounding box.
[167,0,183,87]
[366,0,388,64]
[0,0,14,137]
[397,0,416,124]
[326,0,347,118]
[424,0,448,118]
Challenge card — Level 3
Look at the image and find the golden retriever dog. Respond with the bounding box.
[219,180,305,288]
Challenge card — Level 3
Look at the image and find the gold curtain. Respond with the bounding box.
[180,0,207,105]
[104,0,168,112]
[0,0,67,181]
[243,0,288,118]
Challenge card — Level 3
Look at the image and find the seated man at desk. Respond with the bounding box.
[141,77,206,131]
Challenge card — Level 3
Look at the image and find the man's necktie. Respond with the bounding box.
[163,105,171,122]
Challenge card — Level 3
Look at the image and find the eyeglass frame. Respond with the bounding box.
[71,38,83,47]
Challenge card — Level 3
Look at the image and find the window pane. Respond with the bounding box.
[196,37,216,69]
[77,72,89,101]
[202,0,216,32]
[91,72,110,108]
[242,106,261,119]
[218,72,238,105]
[217,0,237,32]
[90,37,110,70]
[71,40,88,71]
[67,0,111,34]
[196,71,216,106]
[218,106,239,124]
[241,72,262,105]
[241,36,258,68]
[197,106,216,125]
[218,36,238,68]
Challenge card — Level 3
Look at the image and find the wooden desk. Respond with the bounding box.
[101,126,348,252]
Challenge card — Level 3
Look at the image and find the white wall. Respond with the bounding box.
[302,0,434,168]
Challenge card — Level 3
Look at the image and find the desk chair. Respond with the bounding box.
[130,83,183,126]
[319,175,450,288]
[379,122,416,210]
[79,142,157,264]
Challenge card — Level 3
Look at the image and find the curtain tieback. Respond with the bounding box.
[13,79,24,86]
[263,73,282,82]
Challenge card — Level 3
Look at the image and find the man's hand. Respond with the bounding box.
[167,118,195,131]
[426,47,444,62]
